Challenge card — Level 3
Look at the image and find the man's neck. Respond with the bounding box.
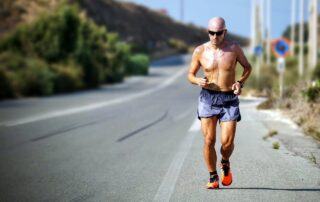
[209,41,225,50]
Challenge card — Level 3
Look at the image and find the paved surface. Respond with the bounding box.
[0,55,319,201]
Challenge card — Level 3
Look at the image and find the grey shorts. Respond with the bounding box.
[197,88,241,122]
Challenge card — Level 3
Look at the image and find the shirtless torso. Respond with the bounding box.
[189,40,251,93]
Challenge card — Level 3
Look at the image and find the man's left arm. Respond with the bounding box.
[235,45,252,86]
[231,44,252,95]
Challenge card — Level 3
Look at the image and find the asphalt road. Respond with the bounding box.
[0,55,319,202]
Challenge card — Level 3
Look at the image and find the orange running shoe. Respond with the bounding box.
[206,175,219,189]
[220,161,233,186]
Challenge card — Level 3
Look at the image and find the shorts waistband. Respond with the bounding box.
[202,88,235,95]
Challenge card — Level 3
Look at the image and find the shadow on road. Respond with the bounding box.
[219,187,320,192]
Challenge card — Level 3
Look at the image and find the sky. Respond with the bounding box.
[120,0,315,39]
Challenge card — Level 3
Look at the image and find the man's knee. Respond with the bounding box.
[204,136,216,147]
[221,141,234,150]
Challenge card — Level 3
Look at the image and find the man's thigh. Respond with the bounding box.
[200,116,219,139]
[220,121,237,144]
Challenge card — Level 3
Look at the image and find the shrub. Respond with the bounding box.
[0,2,146,98]
[18,58,55,96]
[302,80,320,102]
[0,51,28,98]
[75,20,104,87]
[167,38,188,53]
[126,54,149,75]
[104,34,131,83]
[272,142,280,149]
[29,5,80,62]
[312,62,320,80]
[0,68,16,99]
[50,60,84,93]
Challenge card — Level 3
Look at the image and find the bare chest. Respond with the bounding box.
[199,49,237,72]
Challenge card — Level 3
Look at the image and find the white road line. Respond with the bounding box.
[153,118,200,202]
[189,117,201,132]
[1,67,187,127]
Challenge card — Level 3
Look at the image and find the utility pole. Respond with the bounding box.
[260,0,265,64]
[308,0,318,70]
[266,0,271,66]
[298,0,304,76]
[255,2,262,78]
[291,0,296,55]
[180,0,184,22]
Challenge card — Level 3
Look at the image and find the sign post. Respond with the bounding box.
[272,38,290,100]
[254,45,263,79]
[277,57,285,99]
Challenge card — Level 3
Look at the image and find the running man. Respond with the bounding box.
[187,17,252,189]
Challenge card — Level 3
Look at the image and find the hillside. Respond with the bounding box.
[79,0,248,52]
[0,0,249,57]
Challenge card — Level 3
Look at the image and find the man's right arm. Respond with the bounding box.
[188,46,208,87]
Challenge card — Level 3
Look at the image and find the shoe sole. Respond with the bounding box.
[207,185,219,189]
[221,180,232,186]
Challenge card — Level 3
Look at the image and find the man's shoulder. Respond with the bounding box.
[193,42,210,55]
[225,40,242,52]
[194,43,205,53]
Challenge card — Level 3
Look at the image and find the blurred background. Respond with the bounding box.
[0,1,320,200]
[0,0,319,139]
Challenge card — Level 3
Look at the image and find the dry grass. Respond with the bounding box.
[308,152,317,164]
[263,130,278,140]
[257,82,320,142]
[280,83,320,141]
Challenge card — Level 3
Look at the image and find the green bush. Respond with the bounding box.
[0,68,16,99]
[0,2,148,99]
[18,58,55,96]
[302,80,320,102]
[0,51,25,71]
[75,20,106,87]
[50,60,84,93]
[0,51,28,98]
[312,62,320,80]
[126,54,150,75]
[105,34,131,83]
[30,5,80,62]
[167,38,188,53]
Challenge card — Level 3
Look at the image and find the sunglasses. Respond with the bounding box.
[208,30,225,36]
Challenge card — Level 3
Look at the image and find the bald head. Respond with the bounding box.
[208,17,226,31]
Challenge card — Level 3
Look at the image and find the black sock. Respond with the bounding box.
[221,159,229,164]
[209,171,218,182]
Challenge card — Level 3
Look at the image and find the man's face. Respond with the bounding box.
[208,29,226,46]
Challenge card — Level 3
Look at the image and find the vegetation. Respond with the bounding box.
[272,142,280,150]
[308,152,317,164]
[302,80,320,102]
[126,54,150,76]
[167,38,188,53]
[262,130,278,140]
[0,2,150,99]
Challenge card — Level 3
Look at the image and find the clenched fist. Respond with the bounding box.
[196,77,209,87]
[232,81,242,95]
